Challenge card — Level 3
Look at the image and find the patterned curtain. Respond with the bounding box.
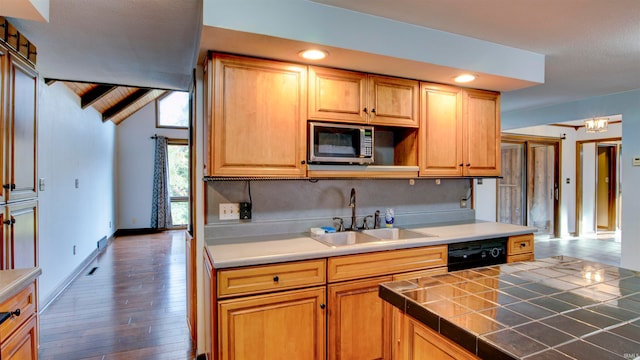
[151,136,172,229]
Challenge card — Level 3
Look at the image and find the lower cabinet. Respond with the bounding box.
[0,280,38,360]
[507,233,535,263]
[218,287,326,360]
[1,315,37,360]
[395,312,479,360]
[2,200,38,269]
[328,276,392,360]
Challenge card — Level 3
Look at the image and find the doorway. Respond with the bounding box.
[576,139,621,236]
[498,135,560,237]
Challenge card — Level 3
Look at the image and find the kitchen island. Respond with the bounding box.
[379,256,640,359]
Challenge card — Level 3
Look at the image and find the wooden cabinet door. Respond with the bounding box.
[328,276,393,360]
[210,54,307,177]
[419,83,463,176]
[218,287,326,360]
[0,315,37,360]
[0,47,7,205]
[308,66,367,123]
[185,232,196,342]
[368,75,419,127]
[203,249,215,360]
[400,314,479,360]
[6,55,37,201]
[463,89,501,177]
[6,200,37,269]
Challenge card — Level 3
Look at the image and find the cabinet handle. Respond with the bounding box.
[363,107,368,114]
[371,108,376,116]
[301,160,306,165]
[2,184,15,190]
[466,163,471,167]
[459,163,463,167]
[520,242,527,248]
[320,303,326,309]
[11,309,20,317]
[273,275,279,282]
[3,219,15,226]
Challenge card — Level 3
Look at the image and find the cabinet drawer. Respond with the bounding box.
[0,282,36,343]
[218,259,326,298]
[328,246,447,283]
[507,253,535,263]
[507,234,534,256]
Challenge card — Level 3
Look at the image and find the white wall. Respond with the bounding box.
[115,100,188,230]
[37,82,116,306]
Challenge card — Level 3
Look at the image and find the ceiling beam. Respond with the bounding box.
[81,85,116,109]
[102,88,153,122]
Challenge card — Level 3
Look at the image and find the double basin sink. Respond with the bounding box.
[311,227,437,247]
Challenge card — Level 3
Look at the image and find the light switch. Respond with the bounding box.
[39,178,45,191]
[633,157,640,166]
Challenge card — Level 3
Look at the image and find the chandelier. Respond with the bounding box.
[584,117,608,133]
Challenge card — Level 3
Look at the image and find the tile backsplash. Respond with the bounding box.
[206,178,475,239]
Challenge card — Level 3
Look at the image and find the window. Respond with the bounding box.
[157,91,189,128]
[168,140,189,227]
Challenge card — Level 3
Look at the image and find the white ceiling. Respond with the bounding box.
[5,0,640,128]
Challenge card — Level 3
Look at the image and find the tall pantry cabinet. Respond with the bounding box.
[0,40,38,271]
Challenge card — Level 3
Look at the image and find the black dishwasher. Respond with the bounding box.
[447,238,507,271]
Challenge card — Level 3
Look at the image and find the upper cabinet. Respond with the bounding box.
[205,53,308,177]
[420,83,500,177]
[5,55,38,201]
[462,89,501,177]
[308,66,419,127]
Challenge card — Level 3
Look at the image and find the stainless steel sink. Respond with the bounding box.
[311,231,380,247]
[362,227,437,240]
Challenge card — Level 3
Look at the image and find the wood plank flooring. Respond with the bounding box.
[38,231,195,360]
[534,234,621,267]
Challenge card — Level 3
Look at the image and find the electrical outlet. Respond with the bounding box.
[240,202,252,220]
[460,198,467,208]
[220,203,240,220]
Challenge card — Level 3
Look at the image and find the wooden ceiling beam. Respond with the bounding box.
[102,88,153,122]
[81,85,117,109]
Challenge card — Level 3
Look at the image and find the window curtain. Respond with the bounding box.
[151,136,172,229]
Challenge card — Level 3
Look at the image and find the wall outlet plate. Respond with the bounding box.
[240,202,252,220]
[219,203,240,220]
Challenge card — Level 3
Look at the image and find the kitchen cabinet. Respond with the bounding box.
[328,276,392,360]
[0,281,38,360]
[4,54,38,202]
[308,66,419,127]
[205,53,307,177]
[395,311,479,360]
[185,232,196,343]
[4,200,38,269]
[327,246,447,360]
[420,84,501,177]
[218,287,326,360]
[203,248,216,360]
[507,233,535,263]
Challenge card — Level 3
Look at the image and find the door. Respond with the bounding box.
[498,135,559,238]
[596,144,617,231]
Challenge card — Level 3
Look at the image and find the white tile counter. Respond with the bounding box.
[207,222,535,269]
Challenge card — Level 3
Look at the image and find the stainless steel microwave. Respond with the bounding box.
[308,122,374,164]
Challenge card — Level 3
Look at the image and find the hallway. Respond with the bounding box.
[38,231,194,360]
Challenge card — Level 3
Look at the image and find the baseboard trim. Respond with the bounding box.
[40,233,115,313]
[114,228,166,237]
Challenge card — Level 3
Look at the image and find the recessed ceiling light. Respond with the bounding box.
[299,49,328,60]
[454,74,476,83]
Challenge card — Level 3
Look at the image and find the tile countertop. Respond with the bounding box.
[207,221,534,269]
[379,256,640,360]
[0,267,41,304]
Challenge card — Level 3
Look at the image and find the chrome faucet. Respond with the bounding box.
[349,188,356,230]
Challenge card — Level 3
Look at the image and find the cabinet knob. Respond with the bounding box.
[466,163,471,167]
[301,160,306,165]
[363,107,368,114]
[320,303,326,309]
[3,219,14,226]
[371,108,376,115]
[273,275,279,282]
[2,184,15,190]
[520,242,527,248]
[11,309,20,317]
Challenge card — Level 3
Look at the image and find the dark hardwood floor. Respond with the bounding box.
[38,231,195,360]
[534,233,621,267]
